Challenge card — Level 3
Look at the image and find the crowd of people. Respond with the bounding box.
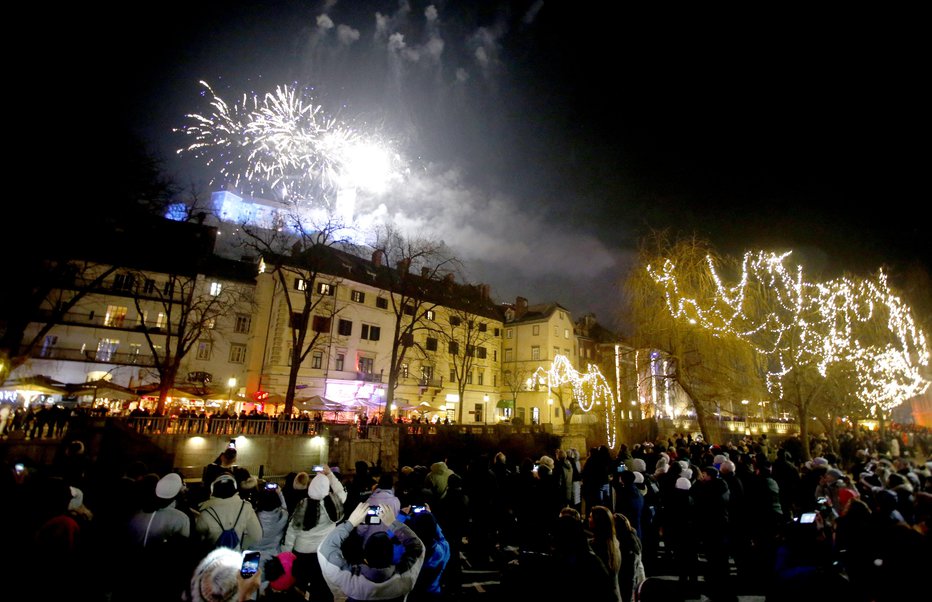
[2,426,930,602]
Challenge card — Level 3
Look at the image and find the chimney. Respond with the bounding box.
[443,273,455,287]
[421,266,431,278]
[371,250,384,267]
[480,284,490,299]
[397,258,411,274]
[515,296,528,319]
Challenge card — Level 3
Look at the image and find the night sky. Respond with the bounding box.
[34,2,929,332]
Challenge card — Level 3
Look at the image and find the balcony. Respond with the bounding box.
[356,371,383,383]
[23,345,157,367]
[34,308,175,335]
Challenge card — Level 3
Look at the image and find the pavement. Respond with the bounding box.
[455,542,768,602]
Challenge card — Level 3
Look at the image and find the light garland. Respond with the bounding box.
[528,355,619,448]
[647,252,929,416]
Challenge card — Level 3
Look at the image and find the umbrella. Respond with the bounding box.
[295,395,341,411]
[66,379,138,401]
[0,376,69,395]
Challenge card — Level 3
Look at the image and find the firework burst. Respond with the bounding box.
[177,82,394,209]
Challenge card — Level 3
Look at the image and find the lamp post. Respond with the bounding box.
[228,377,238,412]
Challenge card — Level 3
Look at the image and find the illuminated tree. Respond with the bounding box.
[643,236,929,459]
[625,233,768,443]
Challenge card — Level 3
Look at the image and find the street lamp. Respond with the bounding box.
[228,377,238,410]
[741,399,749,421]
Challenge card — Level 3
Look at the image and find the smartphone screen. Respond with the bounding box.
[14,463,25,474]
[365,505,382,524]
[800,512,817,524]
[240,551,261,578]
[411,505,426,514]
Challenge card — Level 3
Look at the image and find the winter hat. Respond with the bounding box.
[838,487,859,512]
[631,458,647,472]
[826,468,844,481]
[713,454,728,467]
[240,476,258,491]
[189,547,241,602]
[537,456,555,471]
[292,472,310,490]
[210,473,238,498]
[633,471,645,485]
[811,457,829,468]
[678,460,689,471]
[269,551,297,592]
[308,473,330,500]
[156,473,183,499]
[681,468,693,481]
[68,486,84,511]
[675,477,692,490]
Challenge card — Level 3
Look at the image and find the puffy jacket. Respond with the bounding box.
[195,496,262,550]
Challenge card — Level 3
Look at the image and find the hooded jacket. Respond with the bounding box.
[318,520,425,601]
[195,494,262,550]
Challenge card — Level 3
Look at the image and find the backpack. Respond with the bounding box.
[206,501,245,550]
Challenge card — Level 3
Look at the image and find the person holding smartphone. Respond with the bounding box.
[187,548,262,602]
[252,481,290,570]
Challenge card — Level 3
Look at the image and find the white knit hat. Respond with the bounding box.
[675,477,692,490]
[308,473,330,500]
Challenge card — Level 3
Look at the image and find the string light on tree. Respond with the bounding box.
[528,355,620,448]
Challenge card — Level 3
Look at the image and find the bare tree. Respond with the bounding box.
[368,226,460,424]
[130,268,252,415]
[432,304,498,423]
[239,213,348,417]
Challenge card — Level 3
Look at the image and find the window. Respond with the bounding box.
[401,332,414,346]
[474,403,483,422]
[338,319,353,336]
[335,353,345,371]
[196,341,212,360]
[448,341,459,355]
[466,370,473,384]
[155,313,165,329]
[209,282,222,296]
[403,304,415,316]
[143,279,156,294]
[506,329,513,339]
[96,338,119,362]
[477,347,487,359]
[358,356,374,374]
[312,316,332,333]
[505,348,513,362]
[312,352,323,369]
[564,328,570,339]
[554,346,560,358]
[401,363,409,378]
[466,344,475,357]
[492,350,497,362]
[361,324,381,341]
[450,316,462,327]
[113,273,134,291]
[565,348,571,357]
[478,371,484,386]
[493,374,497,387]
[422,365,434,381]
[295,278,307,291]
[317,282,334,296]
[531,346,540,360]
[229,344,247,363]
[478,322,487,332]
[351,290,365,303]
[205,317,216,330]
[234,314,251,333]
[376,297,388,309]
[532,407,540,425]
[450,368,456,382]
[163,281,174,296]
[104,305,127,327]
[494,328,500,336]
[40,335,57,357]
[425,310,435,321]
[554,326,559,336]
[425,337,438,351]
[290,312,307,330]
[532,325,540,336]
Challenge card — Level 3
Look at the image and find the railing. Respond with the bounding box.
[355,371,383,383]
[121,417,326,436]
[34,308,177,335]
[23,346,158,367]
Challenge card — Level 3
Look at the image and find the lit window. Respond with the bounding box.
[351,290,365,303]
[531,346,540,361]
[104,305,128,327]
[425,310,435,321]
[401,363,409,378]
[564,328,569,339]
[205,317,216,330]
[317,282,334,296]
[506,329,513,339]
[210,282,222,296]
[96,339,119,362]
[295,278,307,291]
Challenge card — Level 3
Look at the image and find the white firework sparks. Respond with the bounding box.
[177,82,396,209]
